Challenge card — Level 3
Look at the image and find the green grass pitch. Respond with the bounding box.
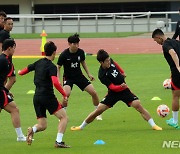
[0,54,179,154]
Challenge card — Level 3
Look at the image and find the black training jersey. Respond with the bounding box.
[0,54,11,89]
[28,58,57,96]
[98,59,125,90]
[57,48,85,79]
[162,38,180,71]
[0,30,11,43]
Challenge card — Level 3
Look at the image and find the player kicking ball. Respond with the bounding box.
[71,49,162,131]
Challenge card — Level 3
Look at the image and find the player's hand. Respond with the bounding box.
[62,96,68,107]
[120,83,128,89]
[88,74,95,81]
[18,70,22,75]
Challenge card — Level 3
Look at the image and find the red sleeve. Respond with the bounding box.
[51,76,67,97]
[108,83,126,92]
[113,61,124,74]
[18,67,29,75]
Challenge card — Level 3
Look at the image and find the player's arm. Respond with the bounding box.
[169,49,180,72]
[51,76,67,98]
[113,61,126,77]
[18,67,29,75]
[81,60,95,81]
[0,43,2,53]
[172,22,179,39]
[5,76,16,91]
[108,83,128,92]
[57,65,62,80]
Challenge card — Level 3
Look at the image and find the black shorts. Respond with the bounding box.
[100,88,139,108]
[171,69,180,90]
[33,95,63,118]
[63,75,91,91]
[0,89,14,109]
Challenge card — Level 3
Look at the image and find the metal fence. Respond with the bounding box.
[9,11,179,34]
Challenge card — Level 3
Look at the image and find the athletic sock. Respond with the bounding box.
[80,121,88,129]
[172,111,179,124]
[15,127,24,137]
[148,118,156,127]
[32,126,37,133]
[56,133,63,143]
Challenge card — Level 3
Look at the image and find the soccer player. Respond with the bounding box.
[57,33,102,120]
[172,9,180,40]
[152,29,180,129]
[71,49,162,131]
[0,11,7,31]
[0,17,16,93]
[0,17,13,52]
[18,41,70,148]
[0,39,26,141]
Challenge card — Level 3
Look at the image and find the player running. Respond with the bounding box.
[18,41,70,148]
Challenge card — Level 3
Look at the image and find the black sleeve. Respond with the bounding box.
[0,32,9,43]
[27,62,36,72]
[172,21,180,39]
[48,63,57,77]
[57,52,65,66]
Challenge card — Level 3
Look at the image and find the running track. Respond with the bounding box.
[14,36,164,56]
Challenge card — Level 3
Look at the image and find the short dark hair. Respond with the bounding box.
[68,33,80,43]
[44,41,57,56]
[152,29,164,38]
[2,39,16,51]
[97,49,109,62]
[0,11,6,18]
[4,17,13,22]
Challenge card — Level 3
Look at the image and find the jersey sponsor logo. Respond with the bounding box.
[111,64,115,67]
[111,69,118,78]
[71,62,78,68]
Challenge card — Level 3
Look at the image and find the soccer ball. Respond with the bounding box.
[163,79,171,89]
[157,104,170,118]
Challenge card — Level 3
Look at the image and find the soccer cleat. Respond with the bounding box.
[26,127,34,145]
[152,125,162,130]
[70,126,81,131]
[17,136,27,142]
[54,141,70,148]
[96,115,103,121]
[166,118,178,128]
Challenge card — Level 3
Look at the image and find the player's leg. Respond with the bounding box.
[4,101,26,141]
[84,84,99,106]
[71,103,108,131]
[54,108,70,148]
[166,90,180,128]
[27,118,47,145]
[84,84,102,120]
[62,84,72,107]
[131,100,162,130]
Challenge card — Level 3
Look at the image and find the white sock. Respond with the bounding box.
[56,133,63,143]
[80,121,88,129]
[172,111,179,124]
[32,126,37,133]
[15,127,24,137]
[148,118,156,127]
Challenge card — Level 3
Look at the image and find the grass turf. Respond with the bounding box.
[0,54,178,154]
[11,32,144,39]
